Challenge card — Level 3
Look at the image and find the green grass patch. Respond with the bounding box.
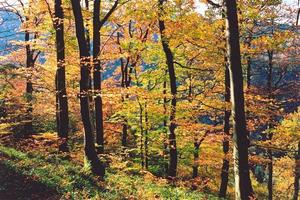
[0,145,221,199]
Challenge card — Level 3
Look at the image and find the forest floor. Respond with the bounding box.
[0,126,221,200]
[0,162,61,200]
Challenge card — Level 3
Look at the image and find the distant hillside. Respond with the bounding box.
[0,11,22,56]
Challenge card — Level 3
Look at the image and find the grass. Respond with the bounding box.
[0,145,221,200]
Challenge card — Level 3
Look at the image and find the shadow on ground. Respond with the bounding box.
[0,162,61,200]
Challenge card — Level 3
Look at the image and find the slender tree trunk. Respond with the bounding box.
[267,50,273,91]
[84,0,95,133]
[24,30,33,136]
[268,149,273,200]
[219,62,231,198]
[84,0,91,51]
[55,0,69,152]
[225,0,254,199]
[118,33,129,147]
[121,58,133,146]
[267,50,274,199]
[55,74,60,135]
[193,140,200,178]
[71,0,104,177]
[139,102,144,168]
[122,122,128,146]
[145,103,149,170]
[93,0,105,153]
[245,39,252,89]
[163,70,168,174]
[158,0,177,178]
[293,142,300,200]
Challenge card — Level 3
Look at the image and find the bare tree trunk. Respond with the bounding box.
[118,33,129,147]
[144,103,149,170]
[24,30,33,136]
[225,0,254,199]
[245,38,252,89]
[71,0,104,177]
[192,140,200,178]
[267,50,274,200]
[219,62,231,198]
[55,0,69,152]
[267,50,273,91]
[268,149,273,200]
[139,102,144,168]
[163,70,169,175]
[158,0,177,178]
[93,0,105,153]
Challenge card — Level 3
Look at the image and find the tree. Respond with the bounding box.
[219,57,231,198]
[93,0,119,153]
[93,0,104,153]
[70,0,104,177]
[54,0,69,152]
[158,0,178,178]
[22,1,42,136]
[224,0,254,199]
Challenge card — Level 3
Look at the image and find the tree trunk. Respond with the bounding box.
[158,0,177,178]
[267,50,273,92]
[145,103,149,170]
[225,0,254,199]
[268,149,273,200]
[84,0,91,51]
[93,0,105,153]
[267,49,274,200]
[71,0,104,177]
[55,0,69,152]
[163,70,168,174]
[122,122,128,146]
[24,30,33,136]
[219,62,231,198]
[139,102,144,168]
[118,33,129,147]
[84,0,94,133]
[245,39,252,89]
[293,142,300,200]
[193,141,200,178]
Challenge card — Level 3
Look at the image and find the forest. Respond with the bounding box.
[0,0,299,199]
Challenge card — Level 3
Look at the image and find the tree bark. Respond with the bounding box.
[158,0,178,178]
[163,70,169,175]
[71,0,105,177]
[192,140,200,178]
[55,0,69,152]
[219,62,231,198]
[267,49,274,200]
[225,0,254,199]
[267,50,273,92]
[145,102,149,170]
[24,29,33,136]
[118,33,129,147]
[139,102,144,168]
[267,149,273,200]
[93,0,105,153]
